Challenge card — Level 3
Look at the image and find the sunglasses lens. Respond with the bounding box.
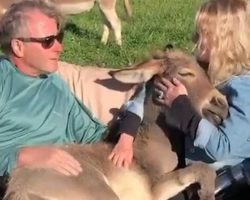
[41,32,64,49]
[41,36,55,49]
[17,31,64,49]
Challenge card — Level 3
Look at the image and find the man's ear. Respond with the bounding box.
[11,39,24,57]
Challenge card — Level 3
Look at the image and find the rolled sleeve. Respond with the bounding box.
[193,119,231,161]
[123,84,145,120]
[194,119,217,148]
[193,108,250,162]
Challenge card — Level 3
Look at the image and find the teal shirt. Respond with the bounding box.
[0,57,107,175]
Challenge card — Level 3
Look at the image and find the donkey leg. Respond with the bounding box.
[76,169,120,200]
[151,162,216,200]
[134,124,178,179]
[5,168,120,200]
[101,24,110,44]
[124,0,132,18]
[99,0,122,45]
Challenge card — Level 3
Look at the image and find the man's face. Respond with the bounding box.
[17,10,63,76]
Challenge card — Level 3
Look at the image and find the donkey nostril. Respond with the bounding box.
[202,108,222,125]
[211,96,228,108]
[209,95,229,120]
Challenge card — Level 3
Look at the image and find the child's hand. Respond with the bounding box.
[108,133,134,168]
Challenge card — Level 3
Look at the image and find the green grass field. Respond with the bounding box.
[61,0,203,68]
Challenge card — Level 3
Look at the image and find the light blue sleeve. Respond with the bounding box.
[123,84,146,120]
[194,76,250,162]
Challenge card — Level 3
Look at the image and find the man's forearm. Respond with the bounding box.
[0,149,19,176]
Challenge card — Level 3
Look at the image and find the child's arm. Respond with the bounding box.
[108,85,146,168]
[108,132,134,168]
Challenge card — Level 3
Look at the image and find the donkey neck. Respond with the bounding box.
[143,82,162,125]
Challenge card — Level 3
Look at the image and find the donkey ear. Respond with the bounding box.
[110,59,165,83]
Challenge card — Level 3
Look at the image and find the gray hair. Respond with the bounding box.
[0,0,64,54]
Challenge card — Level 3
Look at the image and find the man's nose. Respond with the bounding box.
[53,39,63,52]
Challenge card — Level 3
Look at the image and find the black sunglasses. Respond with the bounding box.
[16,31,64,49]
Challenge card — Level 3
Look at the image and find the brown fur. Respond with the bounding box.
[0,0,132,45]
[4,49,229,200]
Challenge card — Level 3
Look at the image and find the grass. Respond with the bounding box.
[61,0,203,68]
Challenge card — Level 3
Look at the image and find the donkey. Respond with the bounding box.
[4,49,228,200]
[0,0,132,46]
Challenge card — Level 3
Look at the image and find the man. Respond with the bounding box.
[0,0,141,176]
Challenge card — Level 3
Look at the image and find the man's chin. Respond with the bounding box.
[46,63,59,73]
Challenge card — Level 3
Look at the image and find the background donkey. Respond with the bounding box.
[4,49,228,200]
[0,0,132,46]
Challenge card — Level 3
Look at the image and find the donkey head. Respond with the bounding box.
[110,48,228,125]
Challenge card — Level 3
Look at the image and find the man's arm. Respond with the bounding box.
[66,94,108,144]
[0,149,19,176]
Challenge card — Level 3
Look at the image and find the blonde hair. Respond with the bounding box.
[195,0,250,85]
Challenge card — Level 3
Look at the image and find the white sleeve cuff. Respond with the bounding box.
[124,85,145,119]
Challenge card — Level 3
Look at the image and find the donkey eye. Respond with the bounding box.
[178,69,195,77]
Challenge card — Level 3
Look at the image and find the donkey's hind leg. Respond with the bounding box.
[5,169,119,200]
[99,0,122,45]
[76,169,120,200]
[151,162,216,200]
[134,124,178,179]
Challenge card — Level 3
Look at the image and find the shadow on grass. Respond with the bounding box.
[64,22,100,40]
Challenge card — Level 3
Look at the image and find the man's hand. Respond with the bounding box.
[108,133,134,168]
[154,77,188,107]
[17,146,82,176]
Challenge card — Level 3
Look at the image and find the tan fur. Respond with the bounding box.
[108,169,152,200]
[5,144,215,200]
[0,0,133,45]
[4,49,228,200]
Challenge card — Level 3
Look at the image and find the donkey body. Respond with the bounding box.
[0,0,132,45]
[5,49,228,200]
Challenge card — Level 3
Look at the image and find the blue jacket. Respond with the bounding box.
[186,74,250,169]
